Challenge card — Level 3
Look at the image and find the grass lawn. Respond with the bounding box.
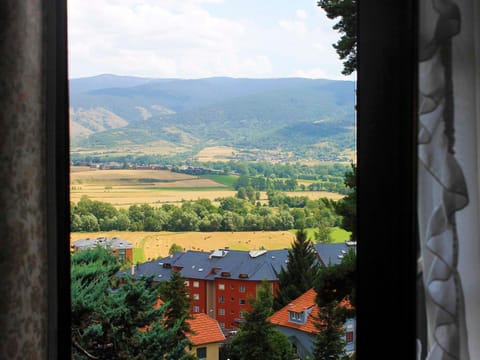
[202,174,238,189]
[133,247,145,263]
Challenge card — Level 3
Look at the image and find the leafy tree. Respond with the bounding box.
[317,0,357,75]
[71,247,188,359]
[316,221,333,243]
[274,229,320,310]
[79,213,100,232]
[169,243,184,255]
[229,281,293,360]
[234,174,251,190]
[313,248,356,360]
[335,163,356,241]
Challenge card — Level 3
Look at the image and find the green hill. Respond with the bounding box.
[70,75,355,161]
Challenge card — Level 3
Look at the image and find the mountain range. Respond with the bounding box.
[70,74,356,162]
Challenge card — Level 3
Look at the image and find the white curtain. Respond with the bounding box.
[418,0,480,359]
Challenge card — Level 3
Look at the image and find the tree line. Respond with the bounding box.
[71,193,341,233]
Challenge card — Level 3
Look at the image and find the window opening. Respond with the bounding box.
[68,1,358,359]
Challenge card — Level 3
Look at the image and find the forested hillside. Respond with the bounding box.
[70,75,355,162]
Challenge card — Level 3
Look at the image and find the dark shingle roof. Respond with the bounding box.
[116,243,357,282]
[314,242,355,266]
[117,249,289,282]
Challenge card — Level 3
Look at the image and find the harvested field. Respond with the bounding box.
[70,187,238,208]
[70,166,344,207]
[71,168,198,184]
[195,146,237,162]
[70,188,342,208]
[283,191,344,201]
[70,231,296,260]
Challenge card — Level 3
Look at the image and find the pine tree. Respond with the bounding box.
[71,247,188,359]
[317,0,357,75]
[313,301,348,360]
[273,229,320,310]
[229,281,293,360]
[158,270,194,352]
[313,249,356,360]
[336,163,356,242]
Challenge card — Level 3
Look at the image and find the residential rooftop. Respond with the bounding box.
[72,237,133,250]
[187,313,226,345]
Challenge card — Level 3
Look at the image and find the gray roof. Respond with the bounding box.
[73,237,133,250]
[314,242,355,266]
[117,249,289,282]
[116,242,357,282]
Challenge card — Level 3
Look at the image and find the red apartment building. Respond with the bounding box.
[119,244,354,331]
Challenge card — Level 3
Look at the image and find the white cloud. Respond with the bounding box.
[68,0,351,80]
[278,19,307,35]
[68,0,252,78]
[296,9,307,19]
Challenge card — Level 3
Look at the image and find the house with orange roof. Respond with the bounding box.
[187,313,226,360]
[269,288,355,359]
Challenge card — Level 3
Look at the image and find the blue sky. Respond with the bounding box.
[68,0,354,80]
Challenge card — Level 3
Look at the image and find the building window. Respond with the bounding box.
[118,248,126,263]
[230,284,235,289]
[230,297,235,302]
[219,322,225,328]
[218,296,225,303]
[289,311,304,322]
[239,285,245,293]
[193,293,200,300]
[346,331,354,343]
[218,308,225,316]
[184,280,189,287]
[218,283,225,290]
[193,306,200,313]
[239,298,245,305]
[196,346,207,360]
[240,311,246,319]
[193,281,199,288]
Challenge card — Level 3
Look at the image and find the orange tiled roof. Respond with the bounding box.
[269,288,351,334]
[269,288,319,333]
[187,313,226,345]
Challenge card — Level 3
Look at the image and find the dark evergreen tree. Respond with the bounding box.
[159,270,194,352]
[336,163,356,241]
[273,229,320,310]
[313,301,348,360]
[71,247,188,359]
[313,248,356,360]
[317,0,357,75]
[229,281,293,360]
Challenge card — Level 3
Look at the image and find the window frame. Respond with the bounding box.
[47,0,70,358]
[49,1,418,358]
[356,0,417,358]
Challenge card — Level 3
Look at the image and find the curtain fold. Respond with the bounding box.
[418,0,480,358]
[0,1,48,359]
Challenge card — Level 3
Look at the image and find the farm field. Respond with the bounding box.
[71,228,351,263]
[70,167,344,207]
[70,230,298,262]
[194,146,238,162]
